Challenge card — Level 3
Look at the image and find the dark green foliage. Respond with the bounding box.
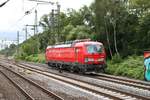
[0,44,17,57]
[25,54,45,64]
[21,38,39,55]
[1,0,150,80]
[106,56,144,80]
[135,14,150,53]
[1,0,149,59]
[111,54,123,64]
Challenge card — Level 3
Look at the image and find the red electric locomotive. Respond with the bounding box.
[45,39,107,73]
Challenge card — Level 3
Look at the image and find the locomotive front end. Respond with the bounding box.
[84,42,107,72]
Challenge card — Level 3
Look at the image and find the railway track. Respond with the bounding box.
[5,62,150,100]
[29,61,150,92]
[0,64,64,100]
[1,59,150,99]
[93,73,150,91]
[18,61,150,92]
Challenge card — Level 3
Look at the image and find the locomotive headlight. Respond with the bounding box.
[88,58,94,62]
[98,58,104,62]
[85,58,94,62]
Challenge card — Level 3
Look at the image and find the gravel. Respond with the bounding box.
[22,62,150,98]
[1,60,150,99]
[0,61,110,100]
[0,93,4,100]
[0,69,28,100]
[15,67,111,100]
[1,67,55,100]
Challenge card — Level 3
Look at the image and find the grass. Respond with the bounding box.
[106,55,144,80]
[25,53,45,64]
[22,53,145,80]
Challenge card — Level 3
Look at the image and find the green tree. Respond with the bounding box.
[129,0,150,16]
[21,38,38,56]
[66,25,91,40]
[94,0,140,57]
[135,14,150,53]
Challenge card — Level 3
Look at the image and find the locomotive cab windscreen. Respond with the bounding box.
[86,44,104,54]
[84,43,106,64]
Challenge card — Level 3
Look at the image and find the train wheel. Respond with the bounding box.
[101,67,106,73]
[76,67,80,73]
[102,64,107,73]
[69,66,74,73]
[79,67,87,74]
[48,62,51,66]
[79,69,85,74]
[59,64,63,73]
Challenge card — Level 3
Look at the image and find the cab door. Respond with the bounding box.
[75,47,83,64]
[75,47,79,63]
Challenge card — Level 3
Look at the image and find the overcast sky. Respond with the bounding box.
[0,0,94,42]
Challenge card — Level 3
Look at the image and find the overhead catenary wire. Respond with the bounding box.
[7,4,38,31]
[6,0,55,33]
[0,1,40,50]
[2,0,57,47]
[28,0,54,5]
[0,0,10,7]
[1,4,38,49]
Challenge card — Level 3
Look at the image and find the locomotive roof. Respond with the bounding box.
[47,44,72,49]
[76,41,103,45]
[46,41,103,49]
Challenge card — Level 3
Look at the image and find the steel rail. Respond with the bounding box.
[15,60,150,87]
[1,59,150,100]
[92,75,150,91]
[14,63,150,100]
[0,69,34,100]
[0,64,64,100]
[12,64,122,100]
[96,73,150,86]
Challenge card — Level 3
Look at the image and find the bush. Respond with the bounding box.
[111,54,122,64]
[106,55,144,80]
[25,55,33,61]
[23,53,45,63]
[33,57,39,62]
